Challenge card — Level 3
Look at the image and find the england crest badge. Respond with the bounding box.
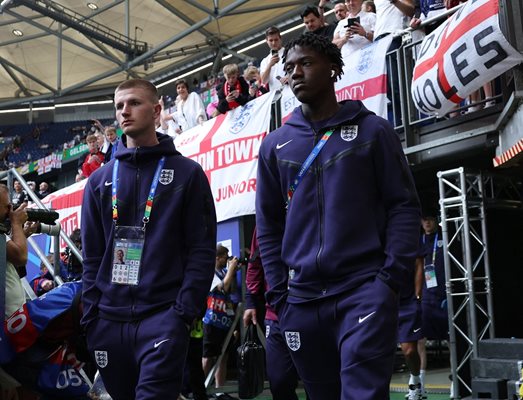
[357,46,374,74]
[285,331,301,351]
[94,350,108,368]
[340,125,358,142]
[159,169,174,185]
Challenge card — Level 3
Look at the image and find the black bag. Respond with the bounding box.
[237,323,265,399]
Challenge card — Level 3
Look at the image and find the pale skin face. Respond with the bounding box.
[303,13,323,32]
[105,129,117,143]
[86,139,98,153]
[176,83,189,101]
[422,217,437,234]
[114,86,161,148]
[266,34,282,52]
[0,190,11,222]
[345,0,363,16]
[13,180,22,193]
[334,3,348,20]
[225,73,239,87]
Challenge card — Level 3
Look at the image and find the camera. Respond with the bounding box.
[36,223,61,236]
[345,16,360,29]
[26,209,59,224]
[249,79,258,90]
[27,209,61,236]
[228,255,249,266]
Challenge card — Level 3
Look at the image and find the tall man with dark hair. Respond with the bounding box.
[255,33,420,399]
[81,78,217,400]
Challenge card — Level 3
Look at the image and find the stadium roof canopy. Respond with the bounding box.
[0,0,306,108]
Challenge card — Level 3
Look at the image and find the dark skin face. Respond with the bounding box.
[284,45,341,121]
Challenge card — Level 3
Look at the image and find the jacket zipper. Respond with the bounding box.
[312,128,327,296]
[130,147,139,319]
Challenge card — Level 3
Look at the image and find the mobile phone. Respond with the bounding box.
[271,49,279,55]
[163,95,174,109]
[345,16,360,29]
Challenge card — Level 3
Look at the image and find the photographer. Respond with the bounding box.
[59,229,82,282]
[202,245,240,399]
[1,184,28,319]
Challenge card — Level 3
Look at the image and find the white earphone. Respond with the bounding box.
[331,70,336,78]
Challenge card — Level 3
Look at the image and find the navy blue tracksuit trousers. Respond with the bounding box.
[278,277,399,400]
[265,319,300,400]
[86,306,190,400]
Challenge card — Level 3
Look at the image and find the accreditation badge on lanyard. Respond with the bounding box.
[424,232,439,289]
[112,226,144,286]
[110,157,165,286]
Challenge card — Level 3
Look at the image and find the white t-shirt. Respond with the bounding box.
[4,236,26,319]
[174,92,207,132]
[335,12,377,60]
[259,47,286,91]
[374,0,410,39]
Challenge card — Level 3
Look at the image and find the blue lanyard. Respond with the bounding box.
[287,129,334,207]
[423,232,438,265]
[111,157,165,228]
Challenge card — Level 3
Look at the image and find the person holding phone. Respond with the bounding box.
[216,64,250,115]
[244,65,269,100]
[333,0,376,57]
[260,26,288,91]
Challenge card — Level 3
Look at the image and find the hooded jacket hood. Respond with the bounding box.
[114,132,180,163]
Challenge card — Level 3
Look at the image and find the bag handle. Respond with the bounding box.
[243,323,266,348]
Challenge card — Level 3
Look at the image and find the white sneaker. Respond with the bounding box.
[407,383,423,400]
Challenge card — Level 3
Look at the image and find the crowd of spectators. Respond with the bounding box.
[0,0,498,174]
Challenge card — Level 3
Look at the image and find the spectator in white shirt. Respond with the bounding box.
[374,0,414,40]
[259,26,288,91]
[333,0,376,58]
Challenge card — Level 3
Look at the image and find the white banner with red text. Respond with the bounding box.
[280,35,393,122]
[174,91,276,222]
[411,0,523,116]
[40,179,86,251]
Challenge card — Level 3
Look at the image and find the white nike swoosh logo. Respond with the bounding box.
[358,311,376,324]
[276,139,293,150]
[413,328,421,333]
[153,339,170,348]
[104,181,112,186]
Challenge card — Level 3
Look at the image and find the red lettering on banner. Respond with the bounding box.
[335,74,387,102]
[190,134,265,174]
[412,0,498,103]
[60,212,79,248]
[215,178,256,202]
[178,132,200,147]
[5,305,39,353]
[197,114,227,182]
